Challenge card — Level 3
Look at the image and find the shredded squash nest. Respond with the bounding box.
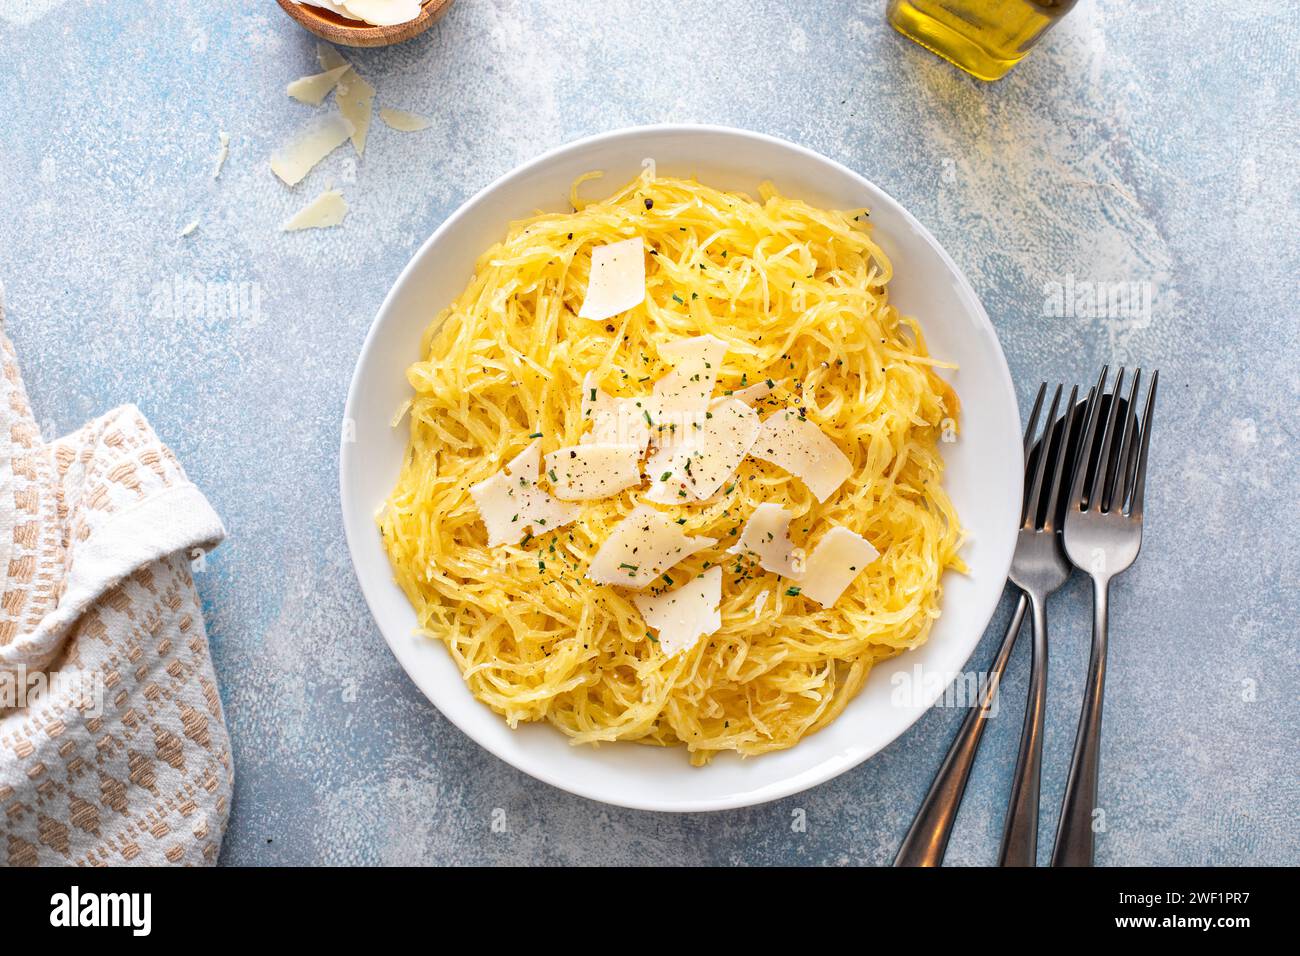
[380,172,963,764]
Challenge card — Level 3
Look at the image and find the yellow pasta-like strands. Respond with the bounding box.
[380,173,963,764]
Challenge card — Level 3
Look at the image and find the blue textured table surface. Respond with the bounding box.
[1,0,1296,866]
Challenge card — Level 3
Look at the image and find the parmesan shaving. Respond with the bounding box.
[317,43,349,73]
[578,238,645,322]
[752,408,854,502]
[653,334,728,414]
[717,377,783,407]
[468,441,581,547]
[379,108,432,132]
[337,71,376,155]
[281,189,349,231]
[302,0,423,27]
[644,397,759,503]
[344,0,423,26]
[587,505,716,588]
[797,526,880,608]
[580,373,653,450]
[634,566,722,657]
[727,503,799,576]
[543,444,643,501]
[270,113,355,186]
[212,130,230,179]
[286,64,351,106]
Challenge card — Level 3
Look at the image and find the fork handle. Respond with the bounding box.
[999,590,1048,866]
[1052,574,1111,866]
[894,591,1029,866]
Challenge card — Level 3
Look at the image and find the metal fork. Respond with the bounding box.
[893,384,1078,866]
[1053,367,1158,866]
[998,383,1077,866]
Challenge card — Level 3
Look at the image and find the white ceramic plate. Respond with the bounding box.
[341,125,1022,812]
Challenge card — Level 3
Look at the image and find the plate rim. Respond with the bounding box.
[340,123,1021,812]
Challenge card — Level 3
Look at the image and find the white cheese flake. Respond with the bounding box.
[317,43,349,73]
[212,130,230,179]
[727,503,800,576]
[644,397,759,503]
[579,372,652,451]
[797,526,880,608]
[634,566,722,657]
[469,440,581,547]
[301,0,423,27]
[652,334,729,415]
[543,443,643,501]
[715,376,783,408]
[270,113,355,186]
[751,408,853,502]
[286,64,351,106]
[587,505,716,589]
[578,238,645,322]
[281,188,349,231]
[379,107,432,132]
[337,71,376,155]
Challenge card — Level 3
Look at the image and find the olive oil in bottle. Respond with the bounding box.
[887,0,1078,81]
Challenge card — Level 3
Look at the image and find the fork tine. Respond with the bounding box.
[1020,384,1047,524]
[1068,367,1108,512]
[1023,383,1046,459]
[1087,367,1126,512]
[1111,368,1142,511]
[1024,385,1062,529]
[1129,370,1159,518]
[1042,384,1079,530]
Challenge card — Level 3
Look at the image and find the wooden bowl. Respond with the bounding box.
[275,0,454,48]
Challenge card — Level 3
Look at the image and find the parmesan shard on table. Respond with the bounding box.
[337,70,376,155]
[270,113,355,186]
[751,407,853,502]
[578,238,646,322]
[212,130,230,179]
[795,526,879,608]
[727,503,800,576]
[543,443,643,501]
[469,440,581,547]
[317,42,349,73]
[634,566,722,657]
[286,64,351,106]
[281,189,349,231]
[586,505,717,588]
[379,107,432,132]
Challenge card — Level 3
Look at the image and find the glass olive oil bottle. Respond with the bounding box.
[887,0,1078,81]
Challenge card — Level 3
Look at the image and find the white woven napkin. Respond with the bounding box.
[0,292,233,865]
